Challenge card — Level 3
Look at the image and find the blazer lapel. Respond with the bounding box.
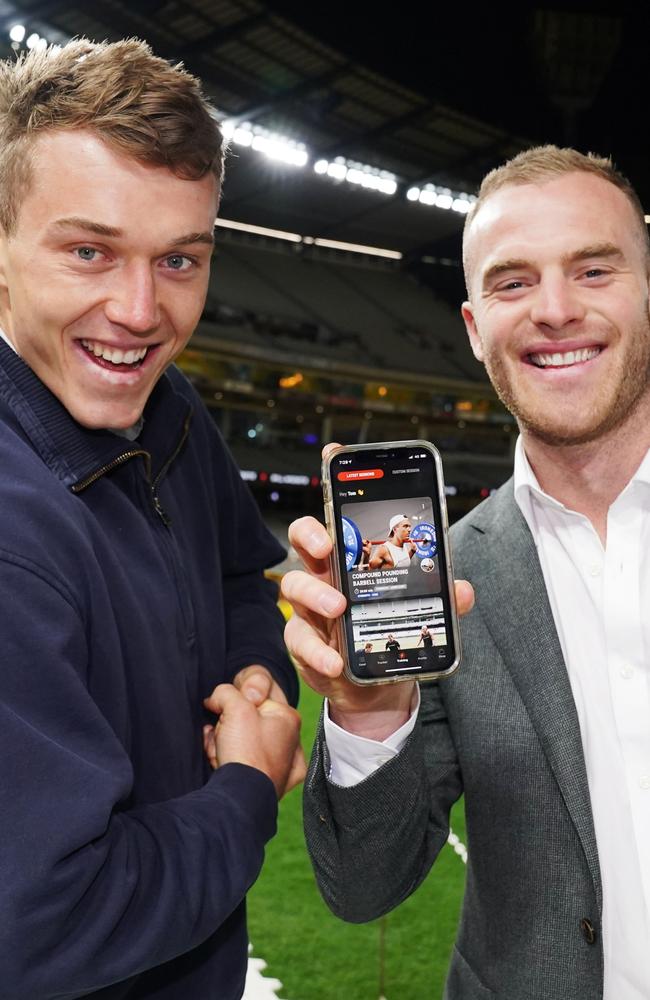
[464,482,602,911]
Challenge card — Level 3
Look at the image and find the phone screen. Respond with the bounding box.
[328,443,458,681]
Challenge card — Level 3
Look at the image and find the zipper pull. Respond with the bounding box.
[152,490,171,526]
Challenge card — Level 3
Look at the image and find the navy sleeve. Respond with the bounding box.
[0,553,277,998]
[214,437,299,707]
[166,369,298,707]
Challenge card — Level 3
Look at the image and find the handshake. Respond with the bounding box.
[202,664,305,799]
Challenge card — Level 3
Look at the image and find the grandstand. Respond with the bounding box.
[204,234,484,380]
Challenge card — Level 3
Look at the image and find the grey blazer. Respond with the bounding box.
[304,480,604,1000]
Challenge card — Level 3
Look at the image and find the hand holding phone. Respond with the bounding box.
[282,515,421,739]
[282,444,474,735]
[323,440,461,685]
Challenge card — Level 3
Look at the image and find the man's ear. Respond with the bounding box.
[461,301,484,363]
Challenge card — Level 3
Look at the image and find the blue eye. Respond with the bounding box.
[165,254,190,270]
[75,247,97,261]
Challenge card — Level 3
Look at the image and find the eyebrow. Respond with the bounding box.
[482,242,625,290]
[49,217,215,247]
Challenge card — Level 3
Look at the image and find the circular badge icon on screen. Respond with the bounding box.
[411,521,437,558]
[342,516,363,571]
[420,557,435,573]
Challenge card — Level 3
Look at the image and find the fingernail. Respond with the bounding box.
[323,650,341,675]
[309,530,328,552]
[319,592,343,615]
[243,688,263,704]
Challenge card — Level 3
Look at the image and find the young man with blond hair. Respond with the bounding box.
[285,146,650,999]
[0,38,302,999]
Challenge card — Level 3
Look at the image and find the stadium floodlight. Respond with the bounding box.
[219,108,480,217]
[316,156,398,197]
[326,160,347,180]
[218,103,482,219]
[408,182,476,214]
[226,120,307,168]
[251,133,308,167]
[233,125,253,147]
[9,24,26,42]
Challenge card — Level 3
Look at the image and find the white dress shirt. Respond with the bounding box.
[325,435,650,999]
[0,326,15,352]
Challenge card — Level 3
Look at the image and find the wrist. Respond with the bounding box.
[328,682,416,741]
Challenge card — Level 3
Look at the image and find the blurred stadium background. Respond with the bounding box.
[4,2,646,995]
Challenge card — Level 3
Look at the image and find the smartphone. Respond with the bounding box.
[322,440,461,685]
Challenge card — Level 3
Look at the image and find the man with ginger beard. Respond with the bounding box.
[0,38,302,999]
[283,146,650,999]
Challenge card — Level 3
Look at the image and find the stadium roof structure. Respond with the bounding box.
[3,0,644,302]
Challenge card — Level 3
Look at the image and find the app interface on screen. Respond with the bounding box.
[331,447,455,678]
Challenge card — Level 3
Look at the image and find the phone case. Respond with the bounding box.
[322,440,461,685]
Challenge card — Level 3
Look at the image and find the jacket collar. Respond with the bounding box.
[0,337,192,490]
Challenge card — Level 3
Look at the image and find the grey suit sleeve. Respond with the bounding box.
[303,684,463,923]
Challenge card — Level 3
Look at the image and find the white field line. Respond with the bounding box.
[244,945,286,1000]
[447,826,467,864]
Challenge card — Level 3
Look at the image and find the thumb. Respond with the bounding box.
[234,665,273,706]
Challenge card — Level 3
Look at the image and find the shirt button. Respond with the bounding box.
[639,775,650,790]
[620,665,634,680]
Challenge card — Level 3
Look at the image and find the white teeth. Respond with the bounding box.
[529,346,600,368]
[81,340,147,365]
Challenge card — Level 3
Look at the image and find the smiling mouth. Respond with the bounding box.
[527,346,602,368]
[80,338,152,369]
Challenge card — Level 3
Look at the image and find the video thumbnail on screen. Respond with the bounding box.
[340,496,441,604]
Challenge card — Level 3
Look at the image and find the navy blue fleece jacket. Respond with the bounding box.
[0,339,298,999]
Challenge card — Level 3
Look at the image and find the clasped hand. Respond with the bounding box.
[203,665,306,799]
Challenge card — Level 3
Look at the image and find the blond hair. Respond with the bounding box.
[463,145,650,289]
[0,37,224,233]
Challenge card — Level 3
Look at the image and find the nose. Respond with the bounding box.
[529,273,586,332]
[104,264,160,334]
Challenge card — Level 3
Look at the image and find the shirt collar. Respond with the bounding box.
[513,436,566,519]
[0,326,16,353]
[629,447,650,488]
[513,433,650,535]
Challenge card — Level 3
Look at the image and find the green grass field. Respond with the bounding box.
[247,681,466,999]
